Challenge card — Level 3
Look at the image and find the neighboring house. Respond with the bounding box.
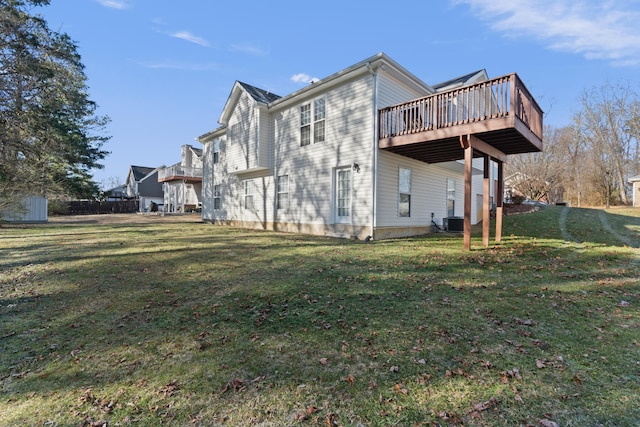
[197,52,543,249]
[124,165,164,212]
[158,144,203,213]
[630,175,640,207]
[105,184,126,201]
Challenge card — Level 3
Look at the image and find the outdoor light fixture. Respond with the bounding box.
[353,162,360,173]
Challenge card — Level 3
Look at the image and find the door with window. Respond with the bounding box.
[335,168,351,223]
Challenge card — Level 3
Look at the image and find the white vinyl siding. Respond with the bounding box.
[273,75,374,228]
[377,152,484,227]
[377,71,431,110]
[226,92,271,173]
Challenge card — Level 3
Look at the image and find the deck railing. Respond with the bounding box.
[379,73,542,141]
[158,164,203,181]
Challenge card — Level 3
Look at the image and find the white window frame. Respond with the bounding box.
[335,167,351,223]
[300,97,326,146]
[399,167,411,218]
[213,140,220,164]
[244,180,255,210]
[447,178,455,217]
[277,175,289,210]
[213,184,221,210]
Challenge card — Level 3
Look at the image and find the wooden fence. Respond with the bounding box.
[66,200,139,215]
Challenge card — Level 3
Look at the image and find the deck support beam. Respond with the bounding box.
[460,135,506,250]
[483,154,491,247]
[496,160,504,242]
[463,138,473,250]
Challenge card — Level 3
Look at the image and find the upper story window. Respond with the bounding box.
[213,140,220,164]
[300,98,326,146]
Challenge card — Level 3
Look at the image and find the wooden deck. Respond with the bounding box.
[378,73,542,250]
[157,165,203,183]
[378,73,542,163]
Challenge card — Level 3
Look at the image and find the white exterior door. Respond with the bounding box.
[335,168,351,224]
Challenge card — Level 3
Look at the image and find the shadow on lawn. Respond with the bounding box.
[1,215,639,425]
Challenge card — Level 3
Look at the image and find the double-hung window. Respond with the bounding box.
[244,180,255,210]
[300,98,326,146]
[277,175,289,210]
[399,167,411,217]
[213,184,221,209]
[313,98,325,143]
[213,140,220,164]
[447,178,455,217]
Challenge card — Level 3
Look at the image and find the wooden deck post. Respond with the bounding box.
[483,154,490,247]
[495,160,504,242]
[462,136,472,250]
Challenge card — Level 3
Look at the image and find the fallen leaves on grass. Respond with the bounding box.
[294,405,319,422]
[343,374,356,386]
[220,378,244,394]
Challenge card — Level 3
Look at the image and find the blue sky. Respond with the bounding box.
[36,0,640,188]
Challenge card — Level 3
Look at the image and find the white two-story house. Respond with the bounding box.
[158,144,203,213]
[197,53,542,248]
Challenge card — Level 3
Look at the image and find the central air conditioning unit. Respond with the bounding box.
[443,217,464,233]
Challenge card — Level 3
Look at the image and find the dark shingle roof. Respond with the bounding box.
[432,69,486,91]
[238,81,281,104]
[130,165,155,181]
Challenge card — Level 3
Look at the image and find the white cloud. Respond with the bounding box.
[170,31,211,47]
[96,0,130,10]
[455,0,640,65]
[291,73,320,85]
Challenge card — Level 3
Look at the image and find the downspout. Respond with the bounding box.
[367,62,379,240]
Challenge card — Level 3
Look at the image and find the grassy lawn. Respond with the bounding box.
[1,207,638,426]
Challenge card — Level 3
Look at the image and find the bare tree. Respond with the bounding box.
[574,82,639,205]
[506,125,566,203]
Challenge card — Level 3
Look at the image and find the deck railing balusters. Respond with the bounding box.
[379,73,542,141]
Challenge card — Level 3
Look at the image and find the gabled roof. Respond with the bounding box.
[218,81,281,125]
[629,174,640,183]
[237,81,281,104]
[190,146,203,157]
[432,69,488,92]
[130,166,155,181]
[200,53,491,143]
[215,52,432,127]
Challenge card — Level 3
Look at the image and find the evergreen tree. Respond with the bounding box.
[0,0,109,213]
